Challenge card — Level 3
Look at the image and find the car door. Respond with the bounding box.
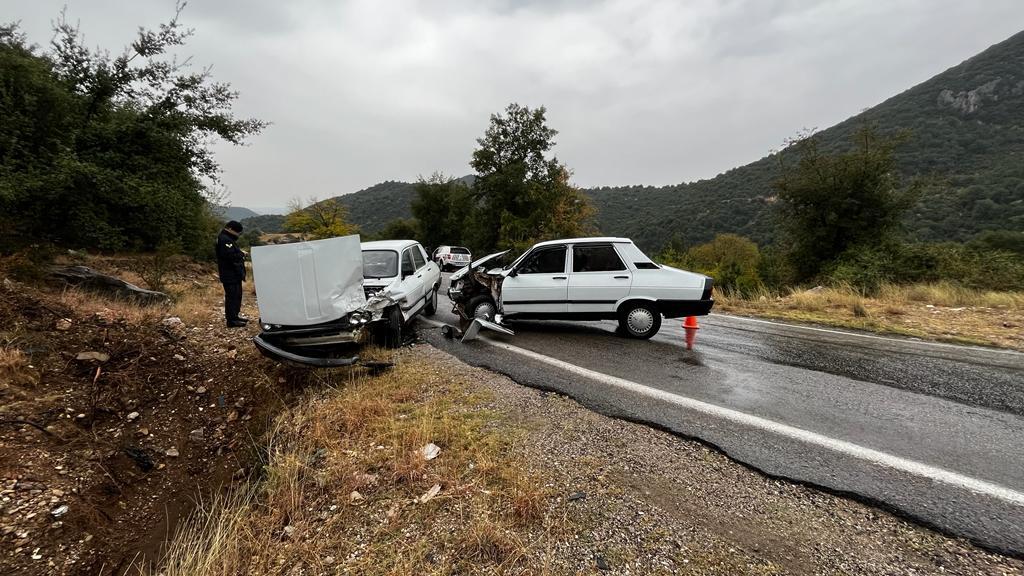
[500,245,569,315]
[398,247,426,320]
[567,243,632,314]
[414,243,440,294]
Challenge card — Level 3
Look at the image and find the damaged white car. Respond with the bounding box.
[447,237,713,339]
[251,236,440,366]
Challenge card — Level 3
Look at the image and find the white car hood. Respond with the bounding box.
[449,250,510,281]
[251,235,366,326]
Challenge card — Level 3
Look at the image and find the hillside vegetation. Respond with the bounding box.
[588,30,1024,251]
[311,31,1024,253]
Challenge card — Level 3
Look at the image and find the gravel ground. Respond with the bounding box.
[409,346,1024,575]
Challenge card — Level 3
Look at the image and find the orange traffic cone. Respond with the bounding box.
[683,316,699,350]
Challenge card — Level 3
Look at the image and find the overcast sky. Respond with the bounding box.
[5,1,1023,210]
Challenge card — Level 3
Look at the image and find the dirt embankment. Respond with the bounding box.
[0,256,297,575]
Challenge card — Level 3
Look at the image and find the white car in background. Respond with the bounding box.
[447,237,713,339]
[250,236,440,366]
[432,245,472,271]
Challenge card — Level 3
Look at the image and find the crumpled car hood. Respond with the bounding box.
[251,235,366,326]
[449,250,510,281]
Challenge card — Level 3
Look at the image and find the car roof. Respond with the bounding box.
[532,237,632,248]
[361,240,419,251]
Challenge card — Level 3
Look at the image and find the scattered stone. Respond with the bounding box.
[196,386,207,394]
[50,505,68,518]
[189,428,204,442]
[173,354,186,361]
[126,411,140,422]
[226,349,237,359]
[595,554,610,571]
[75,351,109,363]
[323,556,335,565]
[283,525,296,539]
[166,447,180,457]
[567,491,586,502]
[417,484,441,504]
[226,410,239,423]
[349,491,364,504]
[55,318,72,331]
[137,427,149,436]
[418,443,441,461]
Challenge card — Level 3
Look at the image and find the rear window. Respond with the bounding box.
[451,247,471,255]
[573,244,625,272]
[362,250,398,278]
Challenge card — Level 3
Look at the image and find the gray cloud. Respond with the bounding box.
[3,0,1023,209]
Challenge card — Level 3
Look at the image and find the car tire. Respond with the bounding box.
[424,286,438,316]
[466,295,497,321]
[618,301,661,339]
[376,306,403,349]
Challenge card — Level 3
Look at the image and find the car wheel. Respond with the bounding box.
[618,301,661,339]
[376,306,403,349]
[424,287,438,316]
[466,295,497,321]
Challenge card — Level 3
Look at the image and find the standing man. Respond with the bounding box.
[216,221,248,328]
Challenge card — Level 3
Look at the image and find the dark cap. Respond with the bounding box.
[225,220,243,233]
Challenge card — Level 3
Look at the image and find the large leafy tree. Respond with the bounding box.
[285,197,358,240]
[774,126,920,281]
[411,173,473,250]
[468,103,594,252]
[0,6,265,254]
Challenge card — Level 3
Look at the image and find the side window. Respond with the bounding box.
[518,246,566,274]
[401,249,416,276]
[412,246,427,269]
[573,245,626,272]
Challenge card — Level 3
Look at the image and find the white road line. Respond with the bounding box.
[419,317,1024,506]
[706,314,1024,356]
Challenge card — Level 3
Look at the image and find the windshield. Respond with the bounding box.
[452,247,471,255]
[362,250,398,278]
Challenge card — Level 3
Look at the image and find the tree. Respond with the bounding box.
[0,6,265,255]
[411,173,473,250]
[369,218,421,242]
[773,126,920,281]
[468,103,595,252]
[685,234,762,294]
[284,197,357,239]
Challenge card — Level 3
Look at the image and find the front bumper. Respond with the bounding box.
[253,334,360,368]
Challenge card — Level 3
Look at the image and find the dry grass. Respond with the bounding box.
[158,350,551,575]
[715,282,1024,350]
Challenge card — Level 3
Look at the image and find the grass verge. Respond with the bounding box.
[158,349,549,575]
[714,282,1024,350]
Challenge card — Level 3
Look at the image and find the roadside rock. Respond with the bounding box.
[55,318,72,331]
[75,351,109,363]
[166,447,180,457]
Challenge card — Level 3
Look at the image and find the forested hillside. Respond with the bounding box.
[589,30,1024,251]
[251,31,1023,251]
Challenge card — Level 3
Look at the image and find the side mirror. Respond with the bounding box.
[508,269,518,278]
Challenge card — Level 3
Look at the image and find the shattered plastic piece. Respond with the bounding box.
[419,443,441,461]
[417,484,441,504]
[75,351,109,362]
[461,318,514,342]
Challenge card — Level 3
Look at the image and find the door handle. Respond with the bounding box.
[553,276,567,280]
[614,275,629,279]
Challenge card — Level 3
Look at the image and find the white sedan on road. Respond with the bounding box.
[447,237,713,339]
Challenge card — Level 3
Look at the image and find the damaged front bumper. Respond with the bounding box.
[253,293,397,367]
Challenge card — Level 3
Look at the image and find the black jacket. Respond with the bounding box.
[215,230,246,283]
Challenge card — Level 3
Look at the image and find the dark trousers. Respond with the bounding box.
[223,282,243,323]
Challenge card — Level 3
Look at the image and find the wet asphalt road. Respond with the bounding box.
[416,274,1024,556]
